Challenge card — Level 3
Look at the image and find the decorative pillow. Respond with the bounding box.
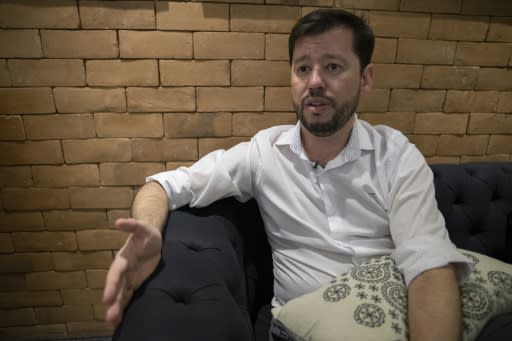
[272,249,512,341]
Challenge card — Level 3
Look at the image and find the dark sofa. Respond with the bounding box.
[113,162,512,341]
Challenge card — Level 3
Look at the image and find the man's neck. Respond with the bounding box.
[301,115,356,168]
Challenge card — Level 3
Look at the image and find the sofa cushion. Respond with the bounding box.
[272,249,512,341]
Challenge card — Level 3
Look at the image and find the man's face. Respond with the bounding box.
[291,27,372,137]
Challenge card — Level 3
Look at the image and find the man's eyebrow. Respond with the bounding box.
[292,53,347,65]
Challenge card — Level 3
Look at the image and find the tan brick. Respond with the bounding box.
[265,87,293,111]
[0,253,52,273]
[0,324,67,340]
[0,29,41,57]
[0,234,14,254]
[266,34,288,61]
[157,2,228,31]
[0,212,44,233]
[197,87,263,112]
[400,0,461,13]
[94,304,106,320]
[86,269,107,289]
[231,4,300,33]
[8,59,84,86]
[498,92,512,112]
[41,30,118,58]
[488,17,512,42]
[462,0,512,16]
[335,0,400,10]
[53,251,112,271]
[107,210,130,228]
[24,114,95,140]
[267,0,331,5]
[444,91,499,113]
[199,137,249,157]
[0,88,55,114]
[100,163,165,186]
[0,59,9,86]
[160,60,229,86]
[373,64,423,89]
[67,320,114,338]
[488,135,512,153]
[127,87,195,112]
[0,166,32,188]
[415,113,468,134]
[86,60,158,87]
[461,154,511,163]
[0,115,25,140]
[195,32,264,60]
[61,288,103,305]
[35,305,93,324]
[409,135,439,156]
[44,210,107,232]
[0,140,63,165]
[397,39,455,65]
[422,66,478,90]
[132,138,198,161]
[32,165,99,187]
[69,187,133,209]
[455,42,511,66]
[429,15,488,41]
[77,229,126,251]
[164,113,232,138]
[54,87,126,113]
[233,112,296,136]
[468,113,512,134]
[12,231,76,252]
[120,31,191,59]
[359,112,415,133]
[427,156,460,164]
[358,89,390,112]
[389,89,445,112]
[477,68,512,90]
[232,60,290,86]
[27,271,86,290]
[0,0,79,28]
[165,162,194,171]
[0,291,62,308]
[437,135,489,155]
[373,38,397,63]
[79,0,154,29]
[62,139,131,164]
[0,274,26,292]
[0,308,36,327]
[369,11,429,39]
[95,113,163,138]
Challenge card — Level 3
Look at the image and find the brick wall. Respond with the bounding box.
[0,0,511,339]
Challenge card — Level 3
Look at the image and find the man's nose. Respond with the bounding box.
[308,68,325,90]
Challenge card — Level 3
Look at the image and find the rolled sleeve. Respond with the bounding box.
[146,169,192,211]
[388,145,473,286]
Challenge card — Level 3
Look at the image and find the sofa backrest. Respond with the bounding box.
[431,163,512,263]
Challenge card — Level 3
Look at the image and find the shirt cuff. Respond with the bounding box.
[393,235,474,287]
[146,169,193,211]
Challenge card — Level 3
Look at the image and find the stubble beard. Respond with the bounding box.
[294,90,361,138]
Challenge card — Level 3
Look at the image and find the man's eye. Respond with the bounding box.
[327,63,342,72]
[297,65,310,74]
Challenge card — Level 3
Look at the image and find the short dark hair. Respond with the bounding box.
[288,9,375,72]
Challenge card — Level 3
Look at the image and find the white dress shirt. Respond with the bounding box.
[148,118,472,306]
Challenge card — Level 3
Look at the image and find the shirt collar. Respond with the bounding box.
[276,115,374,160]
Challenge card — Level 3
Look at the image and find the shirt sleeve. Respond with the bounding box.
[387,144,473,287]
[146,140,258,211]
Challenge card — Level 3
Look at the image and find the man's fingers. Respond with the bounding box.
[103,257,128,305]
[115,218,152,239]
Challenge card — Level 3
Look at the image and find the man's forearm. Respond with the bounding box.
[131,181,170,233]
[408,263,461,341]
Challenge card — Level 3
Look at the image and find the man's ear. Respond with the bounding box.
[360,64,373,95]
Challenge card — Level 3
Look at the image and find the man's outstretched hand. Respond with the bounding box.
[103,218,163,327]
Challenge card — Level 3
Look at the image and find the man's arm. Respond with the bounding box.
[408,263,462,341]
[104,181,169,327]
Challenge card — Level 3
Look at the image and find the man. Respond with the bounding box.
[104,9,471,340]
